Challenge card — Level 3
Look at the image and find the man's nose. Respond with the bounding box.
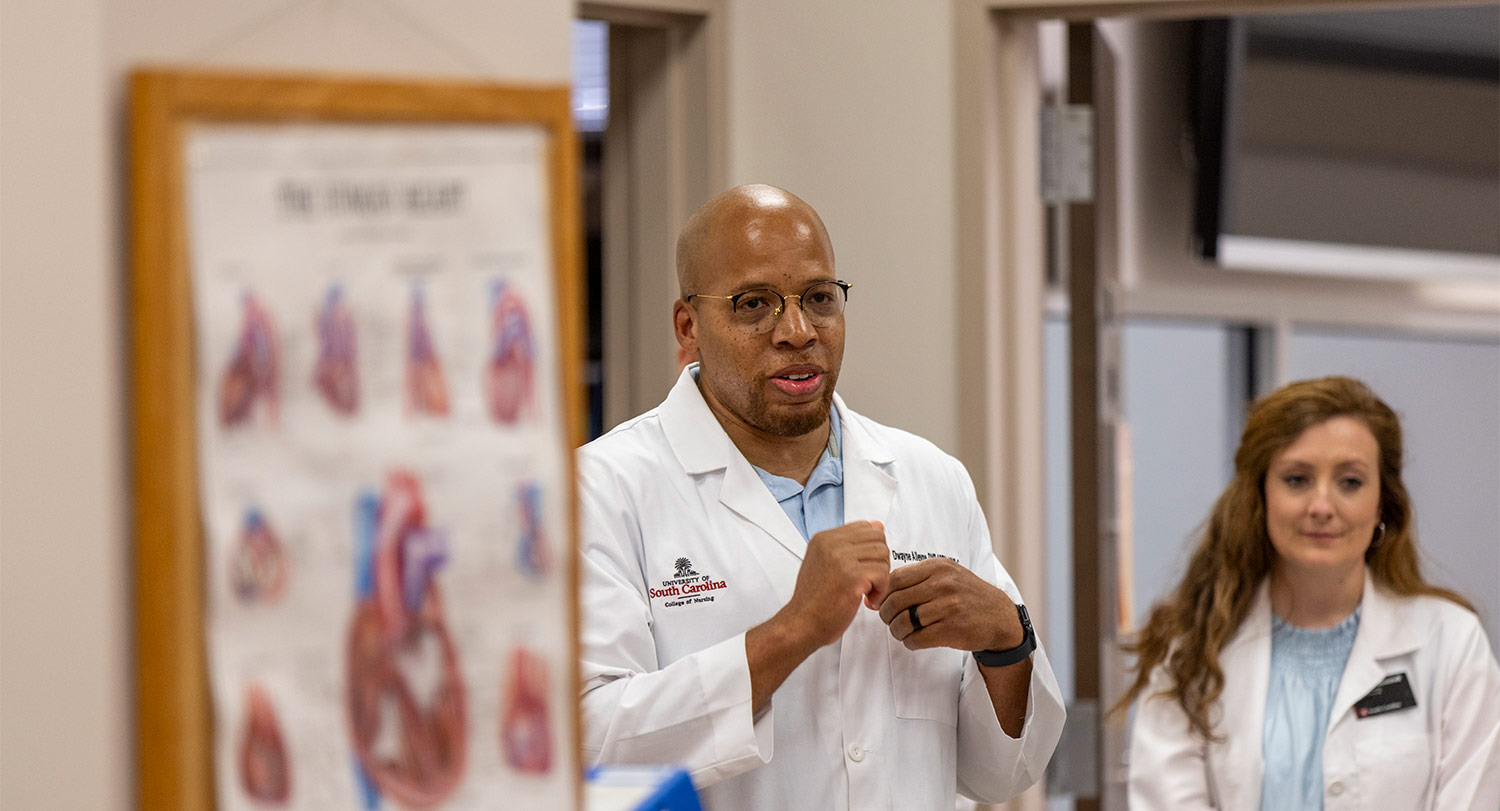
[771,296,816,345]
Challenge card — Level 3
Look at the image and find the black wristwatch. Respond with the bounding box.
[972,604,1036,668]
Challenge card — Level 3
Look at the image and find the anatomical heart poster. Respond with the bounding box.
[185,123,577,811]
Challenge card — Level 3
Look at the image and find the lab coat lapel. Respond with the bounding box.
[1330,569,1422,726]
[720,459,809,560]
[836,395,896,528]
[657,365,811,561]
[1213,580,1271,810]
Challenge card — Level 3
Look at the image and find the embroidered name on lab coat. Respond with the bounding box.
[891,550,958,564]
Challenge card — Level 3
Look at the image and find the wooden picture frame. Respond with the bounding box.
[130,69,583,811]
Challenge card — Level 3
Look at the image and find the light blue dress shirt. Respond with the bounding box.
[752,406,844,541]
[1260,605,1361,811]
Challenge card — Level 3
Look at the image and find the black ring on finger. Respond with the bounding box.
[908,604,924,632]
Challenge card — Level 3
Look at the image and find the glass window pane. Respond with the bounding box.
[1121,320,1243,625]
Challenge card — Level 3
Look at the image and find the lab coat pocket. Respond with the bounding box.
[1353,734,1432,809]
[887,636,961,727]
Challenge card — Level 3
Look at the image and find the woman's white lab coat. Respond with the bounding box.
[1128,570,1500,810]
[578,368,1065,811]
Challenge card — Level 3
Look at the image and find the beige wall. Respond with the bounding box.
[726,0,965,451]
[0,1,571,808]
[1,0,120,809]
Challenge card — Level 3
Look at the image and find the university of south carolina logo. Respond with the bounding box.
[650,557,727,608]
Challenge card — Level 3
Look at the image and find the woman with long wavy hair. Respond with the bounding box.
[1118,376,1500,810]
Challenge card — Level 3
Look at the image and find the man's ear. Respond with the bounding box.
[672,299,698,353]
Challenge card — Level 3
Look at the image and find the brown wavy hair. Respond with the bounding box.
[1112,375,1473,741]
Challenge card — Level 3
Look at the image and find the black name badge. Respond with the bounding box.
[1354,672,1418,719]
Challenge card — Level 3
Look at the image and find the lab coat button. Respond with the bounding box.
[1328,780,1345,797]
[847,743,866,762]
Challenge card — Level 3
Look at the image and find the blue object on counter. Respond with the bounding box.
[586,765,702,811]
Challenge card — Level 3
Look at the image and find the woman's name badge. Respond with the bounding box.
[1354,672,1417,719]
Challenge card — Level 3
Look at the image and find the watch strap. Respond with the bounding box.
[972,603,1036,668]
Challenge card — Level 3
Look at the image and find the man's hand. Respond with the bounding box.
[878,557,1034,737]
[877,558,1022,653]
[785,520,891,647]
[746,520,889,711]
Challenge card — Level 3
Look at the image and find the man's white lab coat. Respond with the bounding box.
[1129,570,1500,810]
[578,367,1065,810]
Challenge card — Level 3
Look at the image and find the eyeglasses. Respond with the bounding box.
[684,280,851,334]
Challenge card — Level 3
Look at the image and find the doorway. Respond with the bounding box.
[573,4,724,440]
[961,5,1500,810]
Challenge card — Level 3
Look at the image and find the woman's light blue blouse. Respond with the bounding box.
[1260,606,1361,811]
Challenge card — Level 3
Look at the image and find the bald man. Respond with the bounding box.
[578,185,1064,809]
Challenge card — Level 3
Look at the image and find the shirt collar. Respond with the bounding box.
[754,405,843,497]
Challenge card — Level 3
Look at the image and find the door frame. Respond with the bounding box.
[579,1,726,429]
